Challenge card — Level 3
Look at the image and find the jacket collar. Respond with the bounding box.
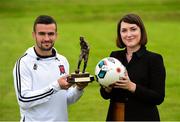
[124,46,146,58]
[33,47,56,59]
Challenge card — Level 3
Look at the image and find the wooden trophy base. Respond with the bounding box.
[68,72,94,83]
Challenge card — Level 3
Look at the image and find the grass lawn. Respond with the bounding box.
[0,0,180,121]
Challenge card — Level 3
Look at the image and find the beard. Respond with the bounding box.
[37,41,54,51]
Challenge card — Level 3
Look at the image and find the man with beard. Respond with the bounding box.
[13,15,88,121]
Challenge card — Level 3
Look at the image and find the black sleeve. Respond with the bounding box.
[134,54,166,105]
[100,86,112,100]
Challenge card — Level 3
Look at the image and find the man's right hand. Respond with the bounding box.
[57,75,72,90]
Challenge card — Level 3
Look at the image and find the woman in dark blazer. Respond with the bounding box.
[100,13,166,121]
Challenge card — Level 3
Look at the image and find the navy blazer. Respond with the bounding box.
[100,46,166,121]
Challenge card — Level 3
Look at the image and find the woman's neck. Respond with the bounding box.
[126,45,141,56]
[126,45,141,62]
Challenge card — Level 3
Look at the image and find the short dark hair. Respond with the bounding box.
[33,15,57,32]
[116,13,147,48]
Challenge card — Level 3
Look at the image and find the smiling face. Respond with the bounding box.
[120,21,141,50]
[33,23,57,56]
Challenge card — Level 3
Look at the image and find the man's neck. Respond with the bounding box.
[34,47,55,58]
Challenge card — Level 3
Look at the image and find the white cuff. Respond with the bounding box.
[50,81,61,92]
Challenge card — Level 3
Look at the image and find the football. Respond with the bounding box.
[95,57,126,87]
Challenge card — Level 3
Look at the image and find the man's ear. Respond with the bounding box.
[32,32,36,40]
[55,32,58,39]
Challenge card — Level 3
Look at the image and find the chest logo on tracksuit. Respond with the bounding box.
[59,65,65,75]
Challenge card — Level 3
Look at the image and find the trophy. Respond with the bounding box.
[68,36,94,83]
